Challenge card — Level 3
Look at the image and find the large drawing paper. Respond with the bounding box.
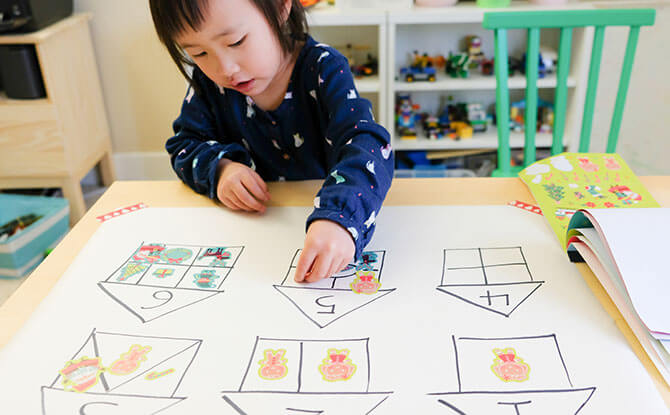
[0,206,666,414]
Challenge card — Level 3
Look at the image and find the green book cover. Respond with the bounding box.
[519,153,659,246]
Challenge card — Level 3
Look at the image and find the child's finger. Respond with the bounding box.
[241,174,270,203]
[222,195,244,211]
[304,254,332,283]
[232,183,265,212]
[335,258,350,275]
[249,170,271,200]
[294,249,317,282]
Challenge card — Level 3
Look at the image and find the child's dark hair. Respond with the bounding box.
[150,0,308,89]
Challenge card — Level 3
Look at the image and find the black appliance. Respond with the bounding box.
[0,0,73,33]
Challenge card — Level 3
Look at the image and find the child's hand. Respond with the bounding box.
[216,159,271,213]
[294,219,355,283]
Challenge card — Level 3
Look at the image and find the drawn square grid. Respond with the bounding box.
[442,247,532,285]
[283,250,386,289]
[106,243,243,291]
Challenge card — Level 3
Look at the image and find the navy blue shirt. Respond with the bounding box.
[166,35,393,258]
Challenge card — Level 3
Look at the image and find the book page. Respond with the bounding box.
[585,208,670,337]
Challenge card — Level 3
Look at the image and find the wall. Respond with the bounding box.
[74,0,670,179]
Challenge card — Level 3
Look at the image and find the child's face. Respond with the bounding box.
[176,0,289,97]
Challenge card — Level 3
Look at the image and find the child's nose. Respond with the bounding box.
[217,55,240,79]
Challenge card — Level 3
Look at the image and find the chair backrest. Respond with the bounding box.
[483,9,655,176]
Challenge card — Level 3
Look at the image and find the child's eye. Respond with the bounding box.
[192,51,207,58]
[229,35,246,47]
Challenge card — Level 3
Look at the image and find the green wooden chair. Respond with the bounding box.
[482,9,655,177]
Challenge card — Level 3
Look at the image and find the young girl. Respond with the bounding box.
[150,0,393,283]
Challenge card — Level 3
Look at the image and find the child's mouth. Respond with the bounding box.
[235,79,255,93]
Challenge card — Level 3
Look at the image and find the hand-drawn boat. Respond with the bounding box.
[99,243,243,323]
[41,329,201,414]
[222,336,392,414]
[437,247,544,317]
[430,334,596,414]
[274,250,396,328]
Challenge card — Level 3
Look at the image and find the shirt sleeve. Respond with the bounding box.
[166,71,252,200]
[306,52,394,260]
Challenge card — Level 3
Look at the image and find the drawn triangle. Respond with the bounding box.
[274,286,395,328]
[113,342,200,397]
[435,388,596,414]
[41,386,184,414]
[99,282,222,323]
[222,392,390,414]
[50,331,106,393]
[93,332,200,393]
[436,281,543,317]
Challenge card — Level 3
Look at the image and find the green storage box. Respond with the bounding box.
[0,194,70,279]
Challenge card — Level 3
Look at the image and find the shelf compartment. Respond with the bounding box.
[393,130,554,151]
[394,72,577,92]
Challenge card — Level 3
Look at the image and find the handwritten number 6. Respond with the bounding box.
[141,290,173,309]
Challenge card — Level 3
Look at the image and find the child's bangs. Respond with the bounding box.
[153,0,209,42]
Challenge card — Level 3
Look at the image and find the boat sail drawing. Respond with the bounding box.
[222,337,392,414]
[99,242,244,323]
[437,247,544,317]
[430,334,596,414]
[41,329,202,414]
[274,249,395,328]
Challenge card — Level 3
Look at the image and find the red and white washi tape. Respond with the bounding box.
[508,200,543,216]
[97,203,148,223]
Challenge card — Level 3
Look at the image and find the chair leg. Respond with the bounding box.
[61,177,87,225]
[99,150,116,187]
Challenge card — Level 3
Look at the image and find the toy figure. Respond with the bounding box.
[466,103,488,133]
[399,50,437,82]
[466,35,485,69]
[351,53,378,78]
[396,94,420,139]
[445,52,471,78]
[507,99,554,133]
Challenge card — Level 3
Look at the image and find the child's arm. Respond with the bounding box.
[295,51,394,282]
[166,71,269,210]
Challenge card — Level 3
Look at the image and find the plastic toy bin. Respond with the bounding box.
[0,194,70,279]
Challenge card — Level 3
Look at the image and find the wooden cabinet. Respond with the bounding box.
[0,14,115,224]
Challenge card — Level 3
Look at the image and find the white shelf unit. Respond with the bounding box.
[307,7,388,127]
[306,2,594,155]
[387,3,593,153]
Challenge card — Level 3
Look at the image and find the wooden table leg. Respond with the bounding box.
[61,177,86,225]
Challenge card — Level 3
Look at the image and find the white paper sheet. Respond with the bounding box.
[0,206,666,414]
[583,208,670,336]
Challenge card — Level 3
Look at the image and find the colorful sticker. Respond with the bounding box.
[117,263,148,282]
[132,244,165,262]
[258,349,288,380]
[357,252,378,271]
[199,247,232,266]
[319,349,356,382]
[160,248,193,264]
[145,368,175,380]
[543,183,565,203]
[107,345,151,376]
[192,270,220,288]
[153,268,174,278]
[578,157,599,172]
[491,347,530,382]
[59,357,104,393]
[608,185,641,205]
[350,272,381,294]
